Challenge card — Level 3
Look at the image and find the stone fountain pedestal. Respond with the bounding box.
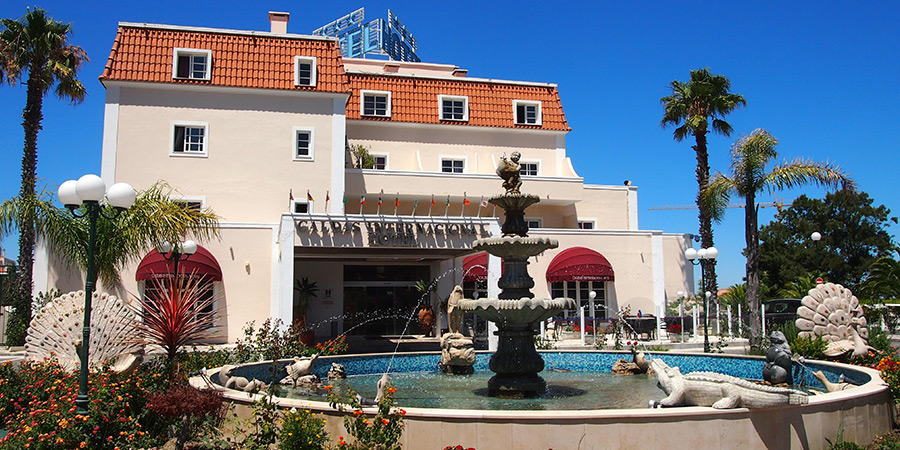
[439,333,476,374]
[458,185,575,398]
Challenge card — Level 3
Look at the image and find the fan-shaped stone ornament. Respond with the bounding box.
[25,290,143,372]
[795,283,871,359]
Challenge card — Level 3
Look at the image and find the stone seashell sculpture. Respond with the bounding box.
[795,283,871,358]
[25,290,144,372]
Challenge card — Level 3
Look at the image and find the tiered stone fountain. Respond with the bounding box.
[458,152,576,397]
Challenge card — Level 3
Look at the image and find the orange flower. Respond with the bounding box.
[323,385,333,391]
[382,418,390,424]
[387,387,397,393]
[353,410,363,416]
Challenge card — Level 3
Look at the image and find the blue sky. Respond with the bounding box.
[1,1,898,289]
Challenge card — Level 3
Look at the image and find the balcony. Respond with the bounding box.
[345,169,584,207]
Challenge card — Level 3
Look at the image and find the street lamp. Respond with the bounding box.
[156,239,198,280]
[684,246,718,352]
[58,174,135,414]
[811,232,823,283]
[676,290,684,343]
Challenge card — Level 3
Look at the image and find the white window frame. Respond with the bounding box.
[360,90,392,117]
[526,217,543,229]
[371,153,389,170]
[292,200,313,214]
[170,122,209,157]
[294,56,317,87]
[293,127,315,161]
[438,95,469,122]
[172,48,212,80]
[513,100,542,125]
[519,160,541,176]
[577,219,598,230]
[440,156,467,174]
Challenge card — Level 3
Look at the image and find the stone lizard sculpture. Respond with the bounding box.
[650,359,808,409]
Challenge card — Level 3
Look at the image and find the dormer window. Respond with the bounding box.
[514,100,541,125]
[439,95,468,121]
[173,48,212,80]
[361,90,391,117]
[294,56,317,87]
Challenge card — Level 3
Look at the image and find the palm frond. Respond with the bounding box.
[701,174,736,223]
[764,159,851,194]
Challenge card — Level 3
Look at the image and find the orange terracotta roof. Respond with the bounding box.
[347,73,570,131]
[101,24,349,94]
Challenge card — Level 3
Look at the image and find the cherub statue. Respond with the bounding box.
[496,151,522,194]
[447,285,465,335]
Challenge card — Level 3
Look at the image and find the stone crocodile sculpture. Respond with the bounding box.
[650,359,808,409]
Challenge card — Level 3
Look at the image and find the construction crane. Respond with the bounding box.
[648,200,790,212]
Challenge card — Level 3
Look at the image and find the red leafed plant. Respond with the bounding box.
[132,273,219,365]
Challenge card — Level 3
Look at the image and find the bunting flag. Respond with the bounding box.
[393,193,400,216]
[289,189,295,215]
[307,190,314,202]
[326,191,330,203]
[342,196,348,204]
[377,190,383,215]
[359,194,365,215]
[412,197,419,216]
[444,195,451,216]
[463,193,471,206]
[481,198,488,208]
[428,194,435,216]
[378,192,383,206]
[476,195,485,218]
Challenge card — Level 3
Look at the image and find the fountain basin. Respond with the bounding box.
[193,351,893,450]
[473,236,558,258]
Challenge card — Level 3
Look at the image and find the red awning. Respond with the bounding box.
[545,247,615,283]
[463,252,488,282]
[135,245,222,281]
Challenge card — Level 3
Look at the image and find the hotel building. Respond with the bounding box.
[36,13,694,342]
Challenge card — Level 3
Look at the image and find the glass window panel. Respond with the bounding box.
[296,131,310,157]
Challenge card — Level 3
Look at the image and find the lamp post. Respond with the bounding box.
[58,175,135,414]
[589,290,597,342]
[677,290,684,343]
[811,231,822,283]
[684,246,718,353]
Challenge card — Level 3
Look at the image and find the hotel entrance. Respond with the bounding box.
[342,264,430,336]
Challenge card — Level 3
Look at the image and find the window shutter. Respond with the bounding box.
[176,55,191,78]
[173,126,186,152]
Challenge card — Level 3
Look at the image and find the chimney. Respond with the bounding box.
[452,68,468,77]
[268,11,289,34]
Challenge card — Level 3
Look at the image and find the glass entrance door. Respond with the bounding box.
[343,285,420,335]
[342,264,429,336]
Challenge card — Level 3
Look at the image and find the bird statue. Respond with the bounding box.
[285,353,320,386]
[812,370,854,392]
[447,285,465,336]
[795,283,873,360]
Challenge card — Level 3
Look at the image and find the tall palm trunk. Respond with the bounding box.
[745,192,762,348]
[693,128,719,308]
[11,68,45,344]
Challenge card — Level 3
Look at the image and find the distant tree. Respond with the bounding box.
[0,8,88,345]
[661,68,746,308]
[859,252,900,302]
[759,190,896,294]
[349,144,376,169]
[702,129,851,348]
[778,273,820,299]
[718,283,747,310]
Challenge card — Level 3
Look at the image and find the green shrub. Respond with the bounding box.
[791,335,828,359]
[279,408,330,450]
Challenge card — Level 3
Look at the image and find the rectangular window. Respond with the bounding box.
[578,221,595,230]
[294,56,317,87]
[373,155,387,170]
[173,48,212,80]
[176,200,203,212]
[361,90,391,117]
[441,159,464,173]
[293,201,309,214]
[514,100,542,125]
[293,127,315,161]
[144,278,215,323]
[519,163,539,176]
[171,123,208,156]
[439,95,468,121]
[526,219,542,229]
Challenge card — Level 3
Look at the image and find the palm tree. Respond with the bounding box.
[0,182,220,288]
[661,68,746,311]
[0,8,88,343]
[860,253,900,302]
[702,128,852,348]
